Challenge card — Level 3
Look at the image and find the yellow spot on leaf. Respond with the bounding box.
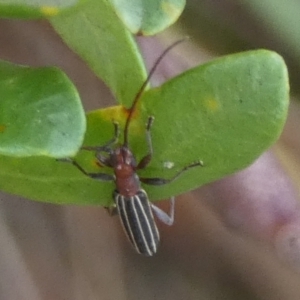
[40,6,59,17]
[161,1,182,19]
[88,104,145,143]
[205,98,220,112]
[97,106,125,124]
[0,125,6,133]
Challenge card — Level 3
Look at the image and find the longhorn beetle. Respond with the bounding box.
[60,40,203,256]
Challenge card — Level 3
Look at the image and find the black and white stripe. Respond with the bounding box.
[114,189,160,256]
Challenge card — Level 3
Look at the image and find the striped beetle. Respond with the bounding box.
[60,41,203,256]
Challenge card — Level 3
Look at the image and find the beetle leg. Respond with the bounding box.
[140,161,203,185]
[151,197,174,226]
[58,158,114,181]
[81,121,119,152]
[137,116,154,170]
[105,204,118,216]
[96,152,112,168]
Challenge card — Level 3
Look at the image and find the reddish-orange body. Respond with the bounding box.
[112,147,140,197]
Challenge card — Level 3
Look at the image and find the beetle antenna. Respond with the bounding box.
[123,38,187,147]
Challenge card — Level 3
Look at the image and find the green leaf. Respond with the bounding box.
[0,60,86,157]
[0,0,80,18]
[0,50,288,205]
[138,50,289,199]
[110,0,186,35]
[50,0,147,107]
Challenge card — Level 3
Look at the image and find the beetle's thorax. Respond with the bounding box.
[113,146,140,197]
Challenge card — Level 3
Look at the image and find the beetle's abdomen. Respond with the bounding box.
[114,189,160,256]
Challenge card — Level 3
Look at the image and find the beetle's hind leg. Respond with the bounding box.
[151,197,175,226]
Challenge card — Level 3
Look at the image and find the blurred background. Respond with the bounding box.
[1,0,300,299]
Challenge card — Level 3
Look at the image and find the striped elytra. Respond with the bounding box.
[114,189,160,256]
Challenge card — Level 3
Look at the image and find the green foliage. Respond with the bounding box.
[0,51,288,205]
[110,0,185,35]
[0,0,184,36]
[50,0,147,107]
[0,0,289,205]
[0,61,85,157]
[0,0,81,18]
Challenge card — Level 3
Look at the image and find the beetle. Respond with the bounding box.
[60,40,203,256]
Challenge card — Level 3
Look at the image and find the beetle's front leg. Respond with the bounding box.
[58,158,114,181]
[136,116,154,170]
[140,161,203,186]
[81,121,120,152]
